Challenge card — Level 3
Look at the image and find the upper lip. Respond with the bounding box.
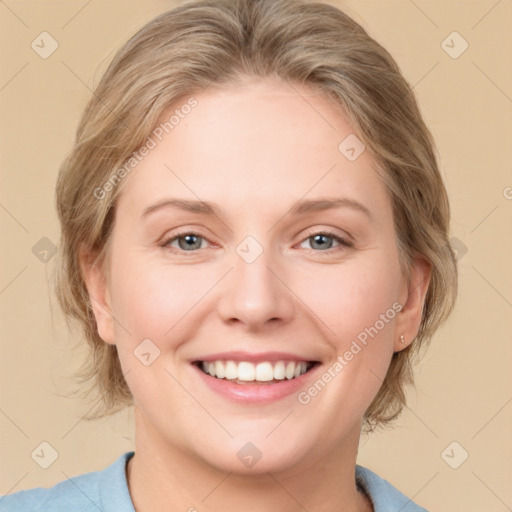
[191,351,319,364]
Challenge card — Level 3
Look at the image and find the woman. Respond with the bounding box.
[0,0,457,510]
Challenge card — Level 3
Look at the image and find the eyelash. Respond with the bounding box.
[301,229,353,253]
[161,229,353,255]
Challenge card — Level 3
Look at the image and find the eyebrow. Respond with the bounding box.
[141,197,374,221]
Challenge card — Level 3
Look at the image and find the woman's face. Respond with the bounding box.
[88,77,424,473]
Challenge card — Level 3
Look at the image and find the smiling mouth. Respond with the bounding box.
[194,360,319,384]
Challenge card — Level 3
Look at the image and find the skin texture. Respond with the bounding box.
[82,76,430,512]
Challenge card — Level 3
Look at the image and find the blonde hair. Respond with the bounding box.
[55,0,458,433]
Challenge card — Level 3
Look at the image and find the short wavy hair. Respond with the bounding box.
[55,0,458,433]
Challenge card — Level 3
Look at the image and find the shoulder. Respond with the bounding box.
[0,472,100,512]
[355,465,430,512]
[0,452,135,512]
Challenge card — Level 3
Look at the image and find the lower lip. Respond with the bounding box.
[192,363,320,404]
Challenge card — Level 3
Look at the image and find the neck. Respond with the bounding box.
[126,408,373,512]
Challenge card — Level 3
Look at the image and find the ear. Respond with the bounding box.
[79,246,116,345]
[394,253,431,352]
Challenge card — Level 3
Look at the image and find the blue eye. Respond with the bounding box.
[164,232,207,251]
[161,230,352,254]
[300,231,352,253]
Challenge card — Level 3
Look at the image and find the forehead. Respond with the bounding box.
[116,78,390,220]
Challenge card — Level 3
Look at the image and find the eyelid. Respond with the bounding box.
[298,228,353,251]
[301,226,352,241]
[160,227,353,254]
[160,229,214,251]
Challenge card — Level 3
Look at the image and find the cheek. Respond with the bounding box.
[295,255,401,410]
[292,260,400,427]
[295,256,401,341]
[109,255,216,342]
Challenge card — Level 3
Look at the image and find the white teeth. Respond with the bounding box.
[199,359,311,382]
[214,360,225,379]
[255,362,274,381]
[225,360,238,379]
[285,362,295,379]
[238,362,255,381]
[273,361,285,380]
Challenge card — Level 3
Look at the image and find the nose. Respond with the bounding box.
[216,247,295,331]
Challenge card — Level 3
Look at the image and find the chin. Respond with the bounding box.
[182,427,318,476]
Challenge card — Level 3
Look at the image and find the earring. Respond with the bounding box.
[400,334,406,344]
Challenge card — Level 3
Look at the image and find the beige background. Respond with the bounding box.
[1,1,511,510]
